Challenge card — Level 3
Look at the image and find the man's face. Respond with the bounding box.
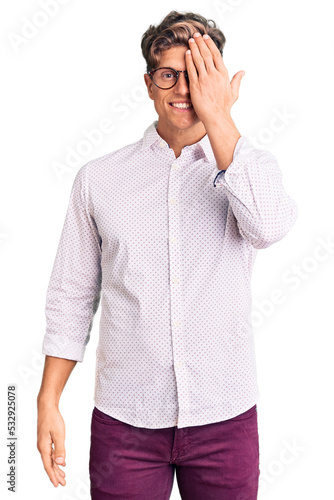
[144,46,203,133]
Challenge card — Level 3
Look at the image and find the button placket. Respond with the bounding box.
[168,160,191,426]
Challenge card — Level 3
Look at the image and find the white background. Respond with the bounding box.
[1,0,334,498]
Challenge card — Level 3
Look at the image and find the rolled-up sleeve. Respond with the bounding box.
[42,163,102,362]
[213,136,298,249]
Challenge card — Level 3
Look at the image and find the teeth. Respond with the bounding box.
[171,103,192,109]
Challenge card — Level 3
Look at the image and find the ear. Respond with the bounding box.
[144,73,154,101]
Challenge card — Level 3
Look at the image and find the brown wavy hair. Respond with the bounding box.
[141,10,226,74]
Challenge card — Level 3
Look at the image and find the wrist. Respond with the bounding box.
[202,113,241,171]
[205,113,239,135]
[37,393,60,410]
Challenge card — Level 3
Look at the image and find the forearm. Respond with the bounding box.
[213,138,298,249]
[37,355,77,408]
[204,114,241,171]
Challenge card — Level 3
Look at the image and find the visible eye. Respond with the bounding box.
[161,72,175,80]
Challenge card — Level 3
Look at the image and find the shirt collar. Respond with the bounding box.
[141,120,216,163]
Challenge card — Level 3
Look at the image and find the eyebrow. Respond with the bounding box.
[159,67,187,71]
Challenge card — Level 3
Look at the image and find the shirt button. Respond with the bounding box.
[172,164,178,170]
[170,198,176,205]
[159,141,166,147]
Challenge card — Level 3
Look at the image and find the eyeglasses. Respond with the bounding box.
[147,67,189,90]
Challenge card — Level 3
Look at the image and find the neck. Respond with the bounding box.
[156,119,207,157]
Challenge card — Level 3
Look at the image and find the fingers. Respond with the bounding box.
[202,34,226,73]
[40,446,65,487]
[52,434,67,484]
[190,32,226,73]
[51,446,66,485]
[37,433,66,487]
[188,34,215,75]
[185,47,198,82]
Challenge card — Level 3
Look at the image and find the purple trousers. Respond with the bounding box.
[89,404,260,499]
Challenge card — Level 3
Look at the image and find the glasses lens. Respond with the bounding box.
[153,69,177,88]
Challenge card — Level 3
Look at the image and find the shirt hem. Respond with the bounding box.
[92,394,260,429]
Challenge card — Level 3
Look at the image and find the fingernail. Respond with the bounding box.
[56,457,64,463]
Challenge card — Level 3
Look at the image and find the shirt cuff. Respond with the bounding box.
[213,169,226,186]
[42,333,86,362]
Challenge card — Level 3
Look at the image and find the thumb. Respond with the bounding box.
[231,71,245,98]
[54,441,66,466]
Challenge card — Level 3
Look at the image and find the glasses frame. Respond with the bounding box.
[147,67,189,90]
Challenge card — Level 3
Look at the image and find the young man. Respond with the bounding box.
[37,10,298,500]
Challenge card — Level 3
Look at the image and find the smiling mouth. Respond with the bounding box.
[169,102,193,109]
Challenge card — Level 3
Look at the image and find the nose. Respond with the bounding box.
[174,72,190,94]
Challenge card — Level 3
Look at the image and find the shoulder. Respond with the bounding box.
[76,135,145,183]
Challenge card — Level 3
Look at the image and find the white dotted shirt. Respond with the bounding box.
[42,120,298,429]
